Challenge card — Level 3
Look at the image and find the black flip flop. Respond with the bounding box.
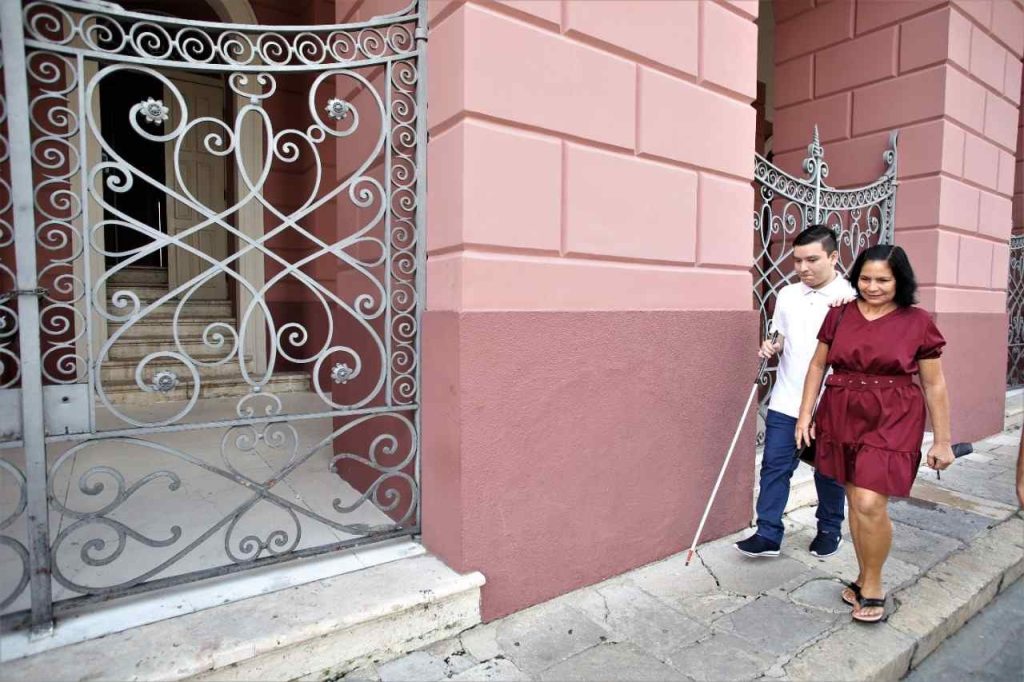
[852,597,886,623]
[840,581,862,607]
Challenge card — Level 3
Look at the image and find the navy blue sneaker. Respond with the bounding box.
[809,531,843,558]
[734,533,781,558]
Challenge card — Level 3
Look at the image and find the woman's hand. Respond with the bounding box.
[795,414,815,449]
[829,295,857,308]
[926,441,955,471]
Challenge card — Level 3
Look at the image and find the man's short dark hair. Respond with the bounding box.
[847,244,919,307]
[793,224,839,254]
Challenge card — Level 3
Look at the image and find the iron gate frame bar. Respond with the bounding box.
[1,0,56,634]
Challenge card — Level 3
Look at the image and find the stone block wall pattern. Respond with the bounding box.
[423,0,760,620]
[771,0,1023,440]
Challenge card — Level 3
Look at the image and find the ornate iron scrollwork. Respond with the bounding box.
[1007,235,1024,388]
[0,0,427,628]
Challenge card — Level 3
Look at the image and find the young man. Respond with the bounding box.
[735,225,855,558]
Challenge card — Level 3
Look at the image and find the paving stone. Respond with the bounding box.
[888,520,1023,668]
[989,515,1024,549]
[697,541,813,596]
[537,642,686,682]
[889,520,964,570]
[930,465,1020,507]
[784,622,914,681]
[334,664,380,681]
[450,658,531,682]
[713,596,837,655]
[765,566,834,599]
[889,576,999,667]
[787,577,852,614]
[909,481,1017,522]
[785,526,923,592]
[565,583,709,657]
[666,632,776,682]
[493,603,607,675]
[905,579,1024,682]
[675,592,754,626]
[926,531,1020,603]
[459,623,502,662]
[624,551,718,608]
[422,637,477,676]
[377,651,447,682]
[784,505,851,536]
[976,432,1020,449]
[888,498,993,544]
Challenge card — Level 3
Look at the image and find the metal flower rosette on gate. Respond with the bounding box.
[0,0,427,630]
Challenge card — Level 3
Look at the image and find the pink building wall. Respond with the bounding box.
[422,0,762,620]
[1015,75,1024,235]
[771,0,1022,441]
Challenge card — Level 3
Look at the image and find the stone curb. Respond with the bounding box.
[783,514,1024,682]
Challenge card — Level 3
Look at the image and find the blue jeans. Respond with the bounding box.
[755,409,845,545]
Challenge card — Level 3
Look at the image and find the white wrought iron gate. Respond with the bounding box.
[1007,235,1024,388]
[753,128,899,441]
[0,0,426,633]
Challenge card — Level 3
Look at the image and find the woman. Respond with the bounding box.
[795,244,954,624]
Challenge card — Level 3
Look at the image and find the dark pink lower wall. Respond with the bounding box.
[422,310,759,621]
[932,312,1007,443]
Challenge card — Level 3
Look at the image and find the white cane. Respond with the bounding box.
[686,332,778,566]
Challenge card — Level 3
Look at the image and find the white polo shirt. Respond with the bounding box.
[767,274,856,419]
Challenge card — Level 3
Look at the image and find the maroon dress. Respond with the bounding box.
[813,302,946,497]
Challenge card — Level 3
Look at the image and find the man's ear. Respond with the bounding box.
[828,250,839,266]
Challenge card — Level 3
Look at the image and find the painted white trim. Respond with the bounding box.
[1,540,425,662]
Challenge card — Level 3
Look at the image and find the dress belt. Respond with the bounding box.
[825,371,914,388]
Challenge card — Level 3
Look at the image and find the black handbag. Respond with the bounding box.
[796,303,850,466]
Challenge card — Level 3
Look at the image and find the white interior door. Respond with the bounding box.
[165,75,229,300]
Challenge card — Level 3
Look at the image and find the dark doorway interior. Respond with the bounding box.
[99,69,168,269]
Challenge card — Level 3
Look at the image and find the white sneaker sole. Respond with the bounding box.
[810,537,844,558]
[733,544,780,558]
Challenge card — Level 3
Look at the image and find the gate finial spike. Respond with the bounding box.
[813,124,820,146]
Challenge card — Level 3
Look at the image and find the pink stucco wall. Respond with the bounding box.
[772,0,1022,440]
[1015,75,1024,235]
[423,0,761,620]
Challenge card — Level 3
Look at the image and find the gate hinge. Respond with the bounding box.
[415,27,428,42]
[0,287,47,305]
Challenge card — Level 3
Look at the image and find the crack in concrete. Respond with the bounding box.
[597,589,611,624]
[695,550,723,590]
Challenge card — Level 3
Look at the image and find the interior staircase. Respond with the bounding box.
[100,266,309,404]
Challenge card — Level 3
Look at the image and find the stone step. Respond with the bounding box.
[1,553,485,681]
[110,318,237,342]
[105,292,230,313]
[106,337,238,362]
[99,370,310,404]
[105,299,234,320]
[98,356,260,384]
[106,266,169,286]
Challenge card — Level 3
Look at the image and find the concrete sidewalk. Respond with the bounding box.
[338,425,1024,682]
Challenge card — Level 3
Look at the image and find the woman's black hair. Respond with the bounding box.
[847,244,918,307]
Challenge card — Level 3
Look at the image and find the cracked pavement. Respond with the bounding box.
[341,424,1024,682]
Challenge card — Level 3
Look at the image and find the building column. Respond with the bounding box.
[772,0,1023,440]
[423,0,761,620]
